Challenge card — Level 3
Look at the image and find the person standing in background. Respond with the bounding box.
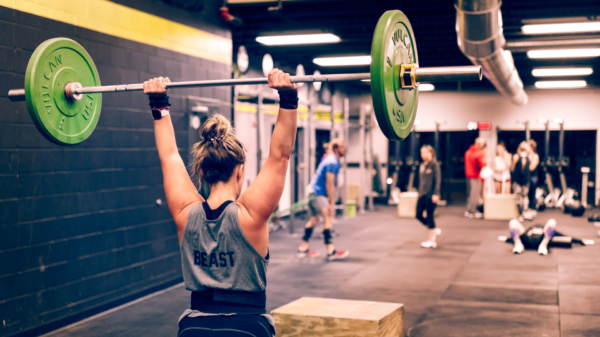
[416,145,442,248]
[527,139,540,213]
[464,138,487,218]
[493,142,512,194]
[512,142,532,220]
[297,139,349,261]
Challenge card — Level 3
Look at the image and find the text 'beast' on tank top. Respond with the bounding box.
[180,201,269,314]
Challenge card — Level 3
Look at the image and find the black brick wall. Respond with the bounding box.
[0,3,231,336]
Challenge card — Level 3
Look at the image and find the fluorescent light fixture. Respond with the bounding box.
[532,67,593,77]
[361,79,371,82]
[522,22,600,34]
[535,80,587,89]
[419,83,435,91]
[313,56,371,66]
[256,33,340,46]
[527,48,600,58]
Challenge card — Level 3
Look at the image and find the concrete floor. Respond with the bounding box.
[42,206,600,337]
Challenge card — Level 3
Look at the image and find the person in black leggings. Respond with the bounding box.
[416,145,442,248]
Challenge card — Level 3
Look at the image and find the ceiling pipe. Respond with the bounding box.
[505,36,600,52]
[455,0,528,105]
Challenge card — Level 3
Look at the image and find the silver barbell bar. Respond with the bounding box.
[8,65,482,102]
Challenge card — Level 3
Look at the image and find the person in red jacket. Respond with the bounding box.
[464,138,487,218]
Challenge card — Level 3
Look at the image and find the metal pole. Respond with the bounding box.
[289,145,296,234]
[367,107,375,211]
[408,128,417,192]
[342,98,350,217]
[582,167,590,208]
[558,121,567,192]
[308,103,315,184]
[558,121,564,167]
[394,140,401,187]
[434,122,440,158]
[257,93,263,175]
[330,101,335,140]
[544,121,550,164]
[544,120,554,193]
[524,121,530,141]
[358,104,366,214]
[8,66,483,101]
[434,122,442,200]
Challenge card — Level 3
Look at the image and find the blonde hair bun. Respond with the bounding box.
[192,115,246,185]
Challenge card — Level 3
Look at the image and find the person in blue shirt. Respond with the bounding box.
[297,138,349,261]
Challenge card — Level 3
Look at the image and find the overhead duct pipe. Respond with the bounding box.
[455,0,528,105]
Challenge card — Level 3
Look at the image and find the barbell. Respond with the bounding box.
[7,10,482,145]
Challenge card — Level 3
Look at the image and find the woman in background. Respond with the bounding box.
[416,145,442,248]
[527,139,540,212]
[493,142,511,194]
[512,142,531,219]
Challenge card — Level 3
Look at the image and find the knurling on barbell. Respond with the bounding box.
[7,10,482,145]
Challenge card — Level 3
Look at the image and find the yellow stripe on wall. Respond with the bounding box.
[0,0,232,64]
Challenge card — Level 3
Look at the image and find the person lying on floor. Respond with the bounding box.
[504,218,596,255]
[508,218,556,255]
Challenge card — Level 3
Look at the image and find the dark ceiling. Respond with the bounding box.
[228,0,600,90]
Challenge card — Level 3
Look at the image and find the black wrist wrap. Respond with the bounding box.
[278,89,298,110]
[148,95,171,110]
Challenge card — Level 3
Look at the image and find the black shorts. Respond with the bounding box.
[520,233,544,249]
[178,315,274,337]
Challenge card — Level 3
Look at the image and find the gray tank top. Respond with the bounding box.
[181,202,268,293]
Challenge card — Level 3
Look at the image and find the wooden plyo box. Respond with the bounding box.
[484,194,519,220]
[397,192,418,218]
[271,297,404,337]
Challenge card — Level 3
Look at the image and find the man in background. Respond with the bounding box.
[464,138,487,218]
[297,139,350,261]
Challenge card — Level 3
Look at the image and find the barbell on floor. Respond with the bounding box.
[6,10,482,146]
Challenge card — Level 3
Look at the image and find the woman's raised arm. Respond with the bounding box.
[146,77,203,241]
[238,69,298,229]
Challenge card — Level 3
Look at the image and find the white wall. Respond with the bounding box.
[414,88,600,202]
[235,111,258,191]
[415,88,600,131]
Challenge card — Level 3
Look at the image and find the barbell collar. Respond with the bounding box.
[7,65,482,100]
[8,89,26,101]
[416,65,482,82]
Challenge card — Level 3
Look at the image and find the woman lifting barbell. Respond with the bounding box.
[144,69,297,337]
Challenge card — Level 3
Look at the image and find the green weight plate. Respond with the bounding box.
[25,38,101,145]
[370,10,418,140]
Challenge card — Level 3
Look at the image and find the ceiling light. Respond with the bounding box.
[313,56,371,66]
[532,67,593,77]
[419,84,435,91]
[522,22,600,34]
[256,33,340,46]
[527,48,600,58]
[361,79,371,82]
[534,80,587,89]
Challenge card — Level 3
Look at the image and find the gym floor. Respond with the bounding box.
[40,206,600,337]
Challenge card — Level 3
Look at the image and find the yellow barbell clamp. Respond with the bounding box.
[400,64,417,89]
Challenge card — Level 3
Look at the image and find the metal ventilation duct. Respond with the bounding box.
[455,0,528,105]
